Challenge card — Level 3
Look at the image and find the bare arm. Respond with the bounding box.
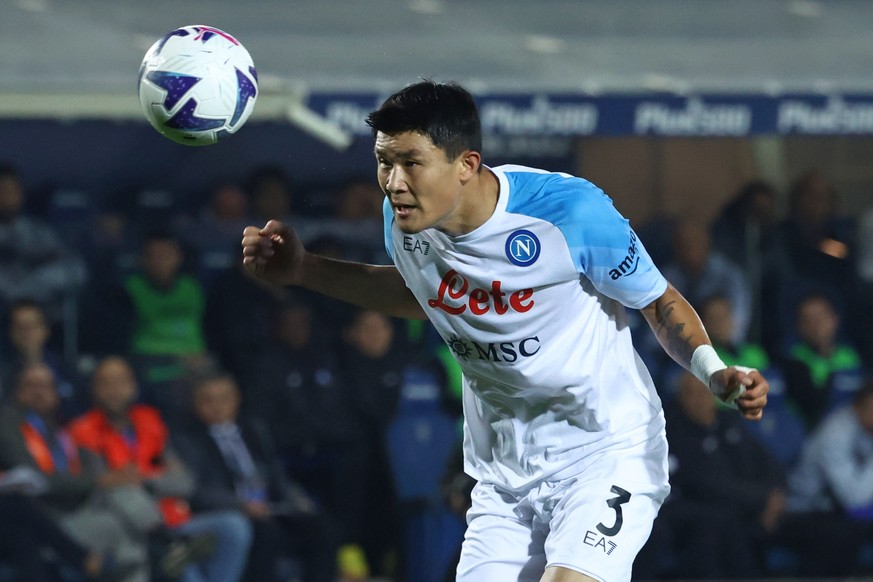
[640,284,769,420]
[241,220,426,320]
[639,283,710,366]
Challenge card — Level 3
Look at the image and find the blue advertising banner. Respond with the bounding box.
[307,92,873,137]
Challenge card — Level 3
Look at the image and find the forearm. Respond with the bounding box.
[300,253,427,320]
[640,284,711,369]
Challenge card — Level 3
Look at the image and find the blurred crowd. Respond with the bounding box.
[0,159,871,581]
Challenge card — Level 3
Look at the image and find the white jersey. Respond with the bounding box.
[384,164,669,493]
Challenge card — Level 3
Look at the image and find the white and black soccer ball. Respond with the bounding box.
[138,25,258,146]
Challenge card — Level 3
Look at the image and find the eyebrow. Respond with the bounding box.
[374,148,423,159]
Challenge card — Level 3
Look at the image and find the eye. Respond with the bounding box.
[377,158,391,169]
[404,160,418,168]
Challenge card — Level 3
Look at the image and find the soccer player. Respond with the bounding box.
[241,81,769,582]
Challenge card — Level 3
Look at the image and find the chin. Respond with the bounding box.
[397,221,425,234]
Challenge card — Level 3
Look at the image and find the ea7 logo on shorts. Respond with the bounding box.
[505,230,540,267]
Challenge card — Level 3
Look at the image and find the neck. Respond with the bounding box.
[103,410,131,430]
[20,349,45,364]
[442,168,499,236]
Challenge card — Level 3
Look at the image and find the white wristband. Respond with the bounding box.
[690,344,727,390]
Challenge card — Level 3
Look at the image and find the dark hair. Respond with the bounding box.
[13,362,55,394]
[245,164,293,195]
[0,163,19,180]
[795,291,836,315]
[787,170,836,218]
[190,370,238,397]
[721,180,776,219]
[366,80,482,160]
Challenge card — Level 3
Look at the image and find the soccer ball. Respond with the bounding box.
[138,25,258,146]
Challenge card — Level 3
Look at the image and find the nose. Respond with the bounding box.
[385,166,407,195]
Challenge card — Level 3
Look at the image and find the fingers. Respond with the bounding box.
[241,224,278,276]
[735,370,769,421]
[259,219,289,241]
[241,224,278,256]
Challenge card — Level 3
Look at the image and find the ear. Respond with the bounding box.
[457,150,481,183]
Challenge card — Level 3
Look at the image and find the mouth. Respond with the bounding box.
[393,203,414,218]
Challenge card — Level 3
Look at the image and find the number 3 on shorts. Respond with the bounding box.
[596,485,632,537]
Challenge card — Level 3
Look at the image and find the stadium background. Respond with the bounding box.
[1,1,872,581]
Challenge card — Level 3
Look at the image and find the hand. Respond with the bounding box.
[760,489,786,533]
[243,500,272,520]
[241,220,305,287]
[710,367,769,420]
[97,465,142,488]
[0,465,48,496]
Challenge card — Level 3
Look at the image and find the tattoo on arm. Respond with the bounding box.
[653,299,694,364]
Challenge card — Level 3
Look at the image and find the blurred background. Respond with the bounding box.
[0,1,872,581]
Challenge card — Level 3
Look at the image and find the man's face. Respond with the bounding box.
[91,358,138,417]
[346,310,394,358]
[277,306,311,349]
[193,378,240,426]
[375,130,468,234]
[796,297,838,352]
[142,239,182,285]
[15,365,59,417]
[0,175,23,220]
[10,306,49,354]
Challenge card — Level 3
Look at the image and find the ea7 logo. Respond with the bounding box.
[402,236,430,255]
[609,230,640,280]
[583,531,618,555]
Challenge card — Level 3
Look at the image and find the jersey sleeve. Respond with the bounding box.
[506,171,667,309]
[565,185,667,308]
[382,197,396,262]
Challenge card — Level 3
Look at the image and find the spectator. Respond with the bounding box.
[0,163,86,321]
[0,299,84,419]
[658,371,778,578]
[243,296,357,457]
[302,179,388,263]
[246,165,298,225]
[782,293,865,429]
[0,362,151,582]
[786,379,873,571]
[853,204,873,367]
[761,170,858,353]
[121,229,209,424]
[0,490,134,582]
[699,294,770,371]
[711,179,778,272]
[336,309,406,578]
[178,180,252,286]
[698,294,810,469]
[76,206,140,357]
[68,356,253,582]
[204,260,289,383]
[662,219,752,344]
[658,371,859,578]
[175,372,339,582]
[711,180,779,346]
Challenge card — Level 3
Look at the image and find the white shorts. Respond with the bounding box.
[455,434,670,582]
